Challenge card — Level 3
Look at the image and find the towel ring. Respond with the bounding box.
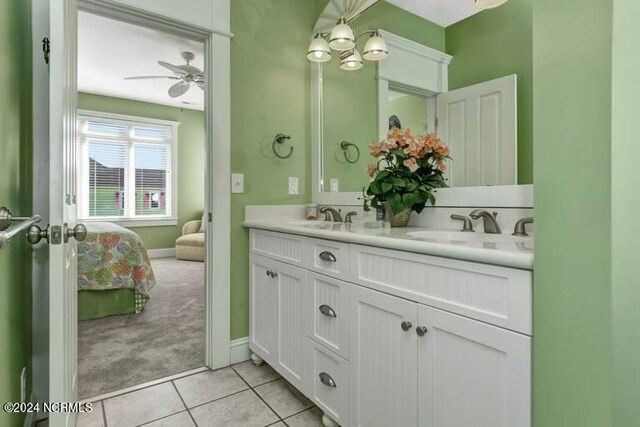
[339,141,360,164]
[272,133,293,159]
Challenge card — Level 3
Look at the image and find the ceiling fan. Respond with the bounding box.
[124,51,204,98]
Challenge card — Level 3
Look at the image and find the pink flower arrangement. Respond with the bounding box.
[363,128,451,216]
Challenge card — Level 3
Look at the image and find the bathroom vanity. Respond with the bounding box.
[245,219,533,427]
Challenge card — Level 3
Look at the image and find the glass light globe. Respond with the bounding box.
[340,49,363,71]
[329,18,355,51]
[363,32,388,61]
[475,0,509,9]
[307,34,331,62]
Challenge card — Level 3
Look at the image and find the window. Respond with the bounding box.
[77,111,179,226]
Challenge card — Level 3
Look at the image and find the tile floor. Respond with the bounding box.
[39,361,324,427]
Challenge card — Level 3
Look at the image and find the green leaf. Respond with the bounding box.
[387,193,403,213]
[381,182,393,193]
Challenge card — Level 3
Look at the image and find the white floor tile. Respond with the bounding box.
[139,411,195,427]
[76,401,104,427]
[232,361,281,387]
[254,379,313,419]
[103,383,185,427]
[173,368,248,408]
[189,390,279,427]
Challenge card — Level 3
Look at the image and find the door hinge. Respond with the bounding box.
[42,37,50,65]
[435,117,439,130]
[208,213,212,222]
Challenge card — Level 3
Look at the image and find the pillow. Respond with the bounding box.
[199,212,205,233]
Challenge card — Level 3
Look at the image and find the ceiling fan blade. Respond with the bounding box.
[195,81,205,90]
[158,61,188,75]
[124,76,180,80]
[177,64,203,75]
[168,81,191,98]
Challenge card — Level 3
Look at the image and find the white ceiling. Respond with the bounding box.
[78,11,205,110]
[385,0,482,28]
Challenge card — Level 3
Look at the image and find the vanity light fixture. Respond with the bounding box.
[307,33,332,62]
[475,0,509,9]
[340,49,363,71]
[329,17,356,51]
[308,19,388,71]
[362,31,388,61]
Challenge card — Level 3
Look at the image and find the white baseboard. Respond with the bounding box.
[230,337,250,364]
[147,248,176,259]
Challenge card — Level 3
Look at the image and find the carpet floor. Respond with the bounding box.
[78,258,205,399]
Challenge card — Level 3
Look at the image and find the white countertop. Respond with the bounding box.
[243,219,534,270]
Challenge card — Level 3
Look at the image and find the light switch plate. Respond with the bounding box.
[330,179,339,192]
[231,173,244,193]
[288,177,299,195]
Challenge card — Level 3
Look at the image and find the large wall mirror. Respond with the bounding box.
[313,30,528,206]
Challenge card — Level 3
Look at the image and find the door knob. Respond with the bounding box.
[401,321,413,331]
[27,225,49,245]
[65,223,87,242]
[416,326,428,337]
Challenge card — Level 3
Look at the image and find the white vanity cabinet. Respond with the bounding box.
[249,253,308,393]
[248,229,532,427]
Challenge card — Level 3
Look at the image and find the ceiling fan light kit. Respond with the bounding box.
[308,18,388,71]
[124,51,205,99]
[475,0,510,10]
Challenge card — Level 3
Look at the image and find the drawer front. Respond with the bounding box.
[308,273,350,359]
[309,340,349,426]
[250,229,307,267]
[349,245,533,335]
[309,238,350,280]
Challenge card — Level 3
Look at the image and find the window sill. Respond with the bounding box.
[80,217,178,228]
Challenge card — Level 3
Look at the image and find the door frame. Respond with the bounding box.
[31,0,232,405]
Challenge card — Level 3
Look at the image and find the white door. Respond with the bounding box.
[274,261,308,393]
[349,285,418,427]
[249,255,279,362]
[436,75,517,187]
[417,304,531,427]
[48,0,80,426]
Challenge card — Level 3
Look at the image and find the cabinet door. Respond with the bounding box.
[275,260,309,393]
[249,254,279,363]
[349,285,418,427]
[417,304,531,427]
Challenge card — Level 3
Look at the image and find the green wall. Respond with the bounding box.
[446,0,533,184]
[611,0,640,424]
[0,0,32,426]
[533,0,613,425]
[230,0,317,339]
[320,0,446,193]
[77,93,205,250]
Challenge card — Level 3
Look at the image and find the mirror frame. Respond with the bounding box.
[312,30,533,208]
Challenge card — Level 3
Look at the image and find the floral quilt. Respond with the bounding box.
[78,223,156,312]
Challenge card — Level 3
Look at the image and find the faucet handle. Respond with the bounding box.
[451,214,474,232]
[345,211,358,223]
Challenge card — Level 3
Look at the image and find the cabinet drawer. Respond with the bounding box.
[250,229,307,267]
[308,238,349,280]
[349,245,533,335]
[308,340,349,426]
[308,273,349,359]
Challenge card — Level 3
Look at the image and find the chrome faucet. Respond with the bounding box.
[469,209,501,234]
[451,214,474,232]
[319,206,343,223]
[512,217,533,236]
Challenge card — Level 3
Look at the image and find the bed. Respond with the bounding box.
[77,223,156,320]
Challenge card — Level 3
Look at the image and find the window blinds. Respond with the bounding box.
[77,115,174,221]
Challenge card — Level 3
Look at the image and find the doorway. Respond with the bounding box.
[31,0,231,421]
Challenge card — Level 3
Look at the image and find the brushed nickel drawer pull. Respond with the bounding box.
[319,251,337,262]
[319,372,337,388]
[319,304,337,318]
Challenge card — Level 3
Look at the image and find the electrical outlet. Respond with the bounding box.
[20,367,26,403]
[288,177,299,195]
[231,173,244,194]
[330,179,339,192]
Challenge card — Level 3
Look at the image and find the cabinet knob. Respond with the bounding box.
[401,321,412,331]
[416,326,428,337]
[319,251,337,262]
[319,304,337,318]
[319,372,337,388]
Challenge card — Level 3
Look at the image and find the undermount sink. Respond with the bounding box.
[406,230,532,245]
